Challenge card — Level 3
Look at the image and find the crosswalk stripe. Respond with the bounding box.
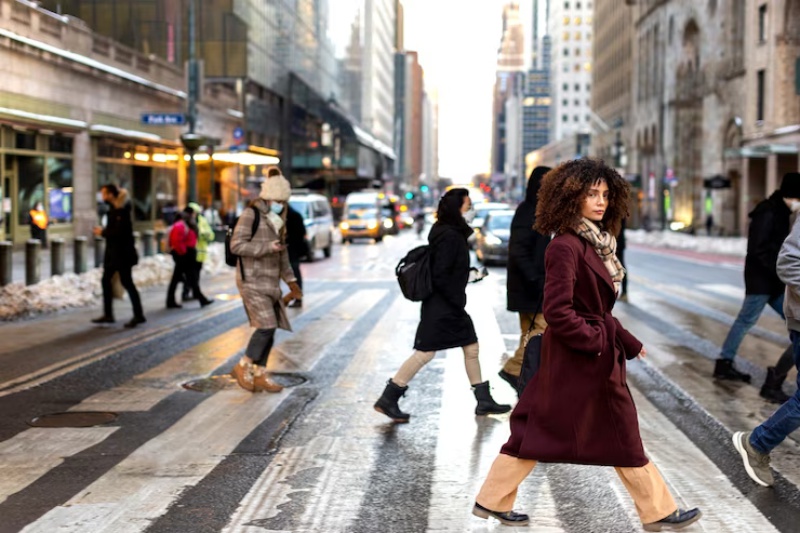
[633,388,780,532]
[220,295,418,532]
[21,390,288,533]
[0,428,118,505]
[267,289,389,373]
[67,291,342,413]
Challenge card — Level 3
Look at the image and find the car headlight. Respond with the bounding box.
[484,233,502,246]
[368,221,378,230]
[383,219,393,229]
[340,222,350,230]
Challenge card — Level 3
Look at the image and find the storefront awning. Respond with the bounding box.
[725,144,799,159]
[89,124,174,144]
[190,145,280,166]
[0,106,87,130]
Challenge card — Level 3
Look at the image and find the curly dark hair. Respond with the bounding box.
[534,158,630,237]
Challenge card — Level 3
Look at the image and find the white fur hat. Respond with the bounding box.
[259,171,291,202]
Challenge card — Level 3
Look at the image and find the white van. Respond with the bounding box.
[289,191,334,260]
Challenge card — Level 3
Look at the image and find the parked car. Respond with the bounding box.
[469,202,511,248]
[340,191,385,243]
[289,191,334,261]
[475,209,514,266]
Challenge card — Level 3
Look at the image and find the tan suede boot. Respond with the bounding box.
[230,359,255,392]
[253,367,283,393]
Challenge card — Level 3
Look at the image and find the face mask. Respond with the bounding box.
[270,202,284,215]
[463,207,476,223]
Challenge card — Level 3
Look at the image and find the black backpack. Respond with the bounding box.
[225,206,260,280]
[396,244,435,301]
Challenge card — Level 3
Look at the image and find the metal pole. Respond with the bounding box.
[26,239,41,286]
[0,241,12,286]
[156,229,166,254]
[143,229,155,257]
[50,238,65,276]
[94,236,105,268]
[74,236,87,274]
[187,0,198,204]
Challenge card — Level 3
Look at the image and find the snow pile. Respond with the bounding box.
[626,229,747,258]
[0,243,234,321]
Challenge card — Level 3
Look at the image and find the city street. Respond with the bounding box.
[0,230,799,532]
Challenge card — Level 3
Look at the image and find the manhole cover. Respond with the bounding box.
[28,411,118,428]
[182,373,307,392]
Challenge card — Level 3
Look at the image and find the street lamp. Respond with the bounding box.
[183,0,200,203]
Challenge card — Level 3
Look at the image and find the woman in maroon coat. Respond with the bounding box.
[473,159,702,532]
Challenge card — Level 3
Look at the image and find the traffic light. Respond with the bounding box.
[405,192,414,200]
[420,185,429,193]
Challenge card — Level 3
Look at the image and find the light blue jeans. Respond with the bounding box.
[750,330,800,454]
[720,293,785,360]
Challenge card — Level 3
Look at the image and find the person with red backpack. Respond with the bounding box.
[166,207,213,309]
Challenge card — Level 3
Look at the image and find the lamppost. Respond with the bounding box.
[181,0,200,203]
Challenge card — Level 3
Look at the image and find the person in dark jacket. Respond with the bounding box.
[92,185,146,328]
[715,172,800,403]
[499,166,551,392]
[374,188,510,422]
[285,204,308,308]
[473,158,701,531]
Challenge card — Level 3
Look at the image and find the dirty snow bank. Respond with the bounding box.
[0,244,233,321]
[626,229,747,258]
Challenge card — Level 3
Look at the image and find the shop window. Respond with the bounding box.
[48,135,74,153]
[132,166,153,222]
[97,162,133,222]
[47,158,73,223]
[16,156,44,225]
[15,132,37,150]
[154,167,178,225]
[758,4,767,43]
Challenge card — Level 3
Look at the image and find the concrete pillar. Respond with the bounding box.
[26,239,41,286]
[74,236,87,274]
[72,132,96,239]
[0,241,12,286]
[767,153,779,194]
[50,238,65,276]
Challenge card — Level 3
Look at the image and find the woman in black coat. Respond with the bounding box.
[374,188,511,422]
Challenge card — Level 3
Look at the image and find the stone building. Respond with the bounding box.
[0,0,241,244]
[628,0,799,236]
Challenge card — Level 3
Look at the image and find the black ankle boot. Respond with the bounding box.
[760,367,790,404]
[473,381,511,415]
[374,380,410,422]
[713,359,751,383]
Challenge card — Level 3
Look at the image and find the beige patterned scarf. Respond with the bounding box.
[575,218,625,296]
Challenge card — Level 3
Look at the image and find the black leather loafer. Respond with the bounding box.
[644,508,702,532]
[472,501,529,526]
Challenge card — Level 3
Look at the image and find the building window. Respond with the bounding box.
[574,99,580,106]
[574,115,580,122]
[564,49,570,56]
[577,2,582,8]
[563,115,569,122]
[574,64,581,72]
[564,16,571,25]
[46,158,74,223]
[565,2,570,8]
[756,69,765,121]
[563,99,569,106]
[575,17,582,25]
[563,32,570,41]
[563,83,569,90]
[758,4,767,43]
[575,83,580,91]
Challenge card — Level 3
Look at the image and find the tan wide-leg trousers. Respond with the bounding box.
[476,454,677,525]
[393,343,482,387]
[502,313,548,376]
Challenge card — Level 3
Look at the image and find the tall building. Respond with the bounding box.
[404,52,425,188]
[549,0,594,142]
[491,2,526,192]
[362,0,397,153]
[522,0,552,183]
[590,0,635,214]
[629,1,747,235]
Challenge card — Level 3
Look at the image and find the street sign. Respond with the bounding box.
[141,113,185,126]
[233,127,245,141]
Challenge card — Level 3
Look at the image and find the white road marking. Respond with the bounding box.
[20,390,288,533]
[70,291,341,412]
[221,295,418,533]
[697,284,745,301]
[0,428,118,505]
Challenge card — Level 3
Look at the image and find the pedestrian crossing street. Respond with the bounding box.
[0,275,791,533]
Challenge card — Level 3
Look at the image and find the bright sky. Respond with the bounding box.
[329,1,534,183]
